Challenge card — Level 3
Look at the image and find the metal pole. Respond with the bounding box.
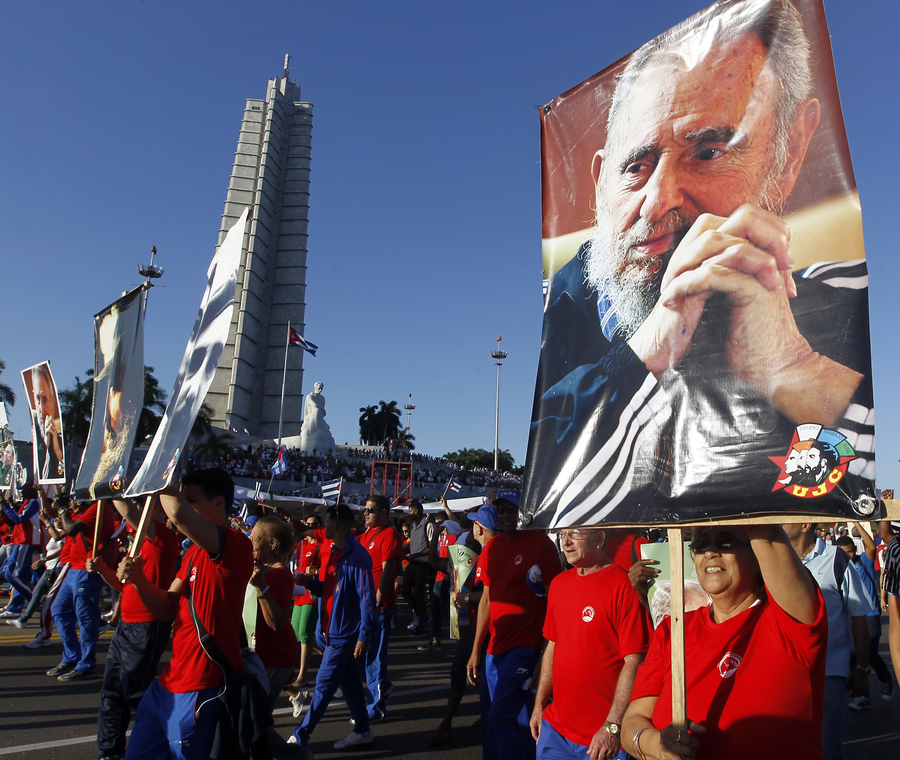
[490,337,508,471]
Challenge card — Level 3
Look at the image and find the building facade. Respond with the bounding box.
[207,56,312,439]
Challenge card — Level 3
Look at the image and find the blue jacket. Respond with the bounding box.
[308,532,376,646]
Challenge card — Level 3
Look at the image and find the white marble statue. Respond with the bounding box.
[299,381,335,454]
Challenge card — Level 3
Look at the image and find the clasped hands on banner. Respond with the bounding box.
[627,203,861,427]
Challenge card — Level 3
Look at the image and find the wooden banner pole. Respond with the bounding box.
[128,495,156,559]
[667,527,687,732]
[91,500,105,559]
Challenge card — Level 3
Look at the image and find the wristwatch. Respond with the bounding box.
[604,720,620,737]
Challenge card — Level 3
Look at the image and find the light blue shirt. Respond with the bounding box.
[802,537,875,678]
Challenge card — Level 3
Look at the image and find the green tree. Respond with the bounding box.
[137,366,168,444]
[395,427,416,451]
[358,404,379,445]
[193,430,234,462]
[443,447,515,472]
[191,402,215,440]
[0,360,16,407]
[59,369,95,448]
[375,400,402,443]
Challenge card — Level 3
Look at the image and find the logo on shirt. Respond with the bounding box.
[369,542,375,549]
[189,566,198,584]
[770,424,857,500]
[514,555,523,566]
[581,606,595,622]
[718,652,742,679]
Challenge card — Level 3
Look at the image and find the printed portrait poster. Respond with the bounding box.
[126,208,247,498]
[522,0,878,529]
[73,285,146,501]
[21,361,66,485]
[0,403,18,493]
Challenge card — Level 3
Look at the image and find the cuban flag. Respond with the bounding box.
[238,503,249,521]
[289,326,318,357]
[321,477,342,503]
[447,477,461,493]
[270,446,288,476]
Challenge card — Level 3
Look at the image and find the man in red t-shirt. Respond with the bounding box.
[87,497,179,760]
[466,489,562,760]
[530,528,649,760]
[357,495,402,721]
[118,468,253,760]
[47,498,118,681]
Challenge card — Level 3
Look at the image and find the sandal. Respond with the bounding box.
[427,727,452,745]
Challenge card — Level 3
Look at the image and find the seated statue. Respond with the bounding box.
[300,381,335,454]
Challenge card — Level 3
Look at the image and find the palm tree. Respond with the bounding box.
[193,430,234,463]
[375,400,402,443]
[358,404,379,445]
[191,402,215,440]
[59,369,95,448]
[0,360,16,407]
[395,427,416,451]
[137,366,168,443]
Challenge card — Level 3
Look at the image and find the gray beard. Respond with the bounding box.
[583,207,691,340]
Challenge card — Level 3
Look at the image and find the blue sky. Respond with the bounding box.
[2,1,899,488]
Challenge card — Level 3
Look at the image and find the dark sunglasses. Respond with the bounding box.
[495,504,518,515]
[689,533,750,556]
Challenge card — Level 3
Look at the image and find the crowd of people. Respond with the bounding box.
[2,471,900,760]
[190,443,524,495]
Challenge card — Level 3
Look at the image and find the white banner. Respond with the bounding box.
[126,208,247,498]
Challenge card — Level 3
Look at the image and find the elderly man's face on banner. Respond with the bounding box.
[586,33,820,338]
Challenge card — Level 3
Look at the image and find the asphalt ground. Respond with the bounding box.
[1,605,898,759]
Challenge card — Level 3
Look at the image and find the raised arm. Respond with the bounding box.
[158,487,222,556]
[745,524,818,624]
[112,497,156,542]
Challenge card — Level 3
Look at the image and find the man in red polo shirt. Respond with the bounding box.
[87,497,179,760]
[117,468,253,760]
[357,495,402,721]
[466,489,563,760]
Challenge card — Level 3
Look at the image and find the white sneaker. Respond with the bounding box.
[334,730,373,749]
[24,635,50,649]
[290,690,308,718]
[6,617,26,628]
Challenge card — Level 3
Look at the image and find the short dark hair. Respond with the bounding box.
[180,468,234,510]
[835,535,855,549]
[408,500,423,513]
[256,515,295,556]
[327,503,356,530]
[366,495,390,512]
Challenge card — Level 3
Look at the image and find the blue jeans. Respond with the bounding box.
[293,631,370,747]
[363,608,394,716]
[51,568,102,672]
[125,679,219,760]
[5,544,35,612]
[483,647,539,760]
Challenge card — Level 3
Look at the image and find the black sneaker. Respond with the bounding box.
[410,627,427,638]
[882,677,894,701]
[58,668,97,682]
[46,662,76,677]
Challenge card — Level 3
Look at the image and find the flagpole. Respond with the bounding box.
[277,321,290,449]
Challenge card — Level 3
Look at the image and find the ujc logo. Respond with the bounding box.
[190,567,198,584]
[514,555,523,566]
[718,652,742,679]
[581,606,595,623]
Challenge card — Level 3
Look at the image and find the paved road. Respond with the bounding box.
[1,608,898,759]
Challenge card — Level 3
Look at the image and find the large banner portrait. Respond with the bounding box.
[522,0,877,528]
[21,361,66,485]
[126,208,247,498]
[73,285,146,501]
[0,403,19,494]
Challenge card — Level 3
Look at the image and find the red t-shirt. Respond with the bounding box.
[603,530,649,573]
[543,564,650,746]
[254,566,299,669]
[158,527,254,693]
[358,525,402,609]
[69,502,118,570]
[121,520,179,624]
[481,530,562,654]
[631,591,827,759]
[320,545,344,637]
[59,533,72,564]
[293,538,321,607]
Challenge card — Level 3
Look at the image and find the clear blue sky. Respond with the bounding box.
[2,1,899,487]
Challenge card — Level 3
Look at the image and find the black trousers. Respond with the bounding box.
[97,619,172,755]
[401,562,429,622]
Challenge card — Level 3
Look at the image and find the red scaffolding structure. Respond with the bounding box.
[369,456,414,506]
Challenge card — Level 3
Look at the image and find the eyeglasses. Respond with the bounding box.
[688,533,750,556]
[495,505,518,515]
[363,508,380,514]
[554,529,593,541]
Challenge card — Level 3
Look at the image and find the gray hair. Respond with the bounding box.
[606,0,812,175]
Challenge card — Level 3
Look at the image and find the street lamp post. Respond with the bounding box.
[490,337,508,471]
[404,394,416,432]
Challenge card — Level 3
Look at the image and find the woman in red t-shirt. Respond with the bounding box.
[248,516,299,716]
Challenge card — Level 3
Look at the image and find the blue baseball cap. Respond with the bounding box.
[494,489,521,507]
[470,504,499,531]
